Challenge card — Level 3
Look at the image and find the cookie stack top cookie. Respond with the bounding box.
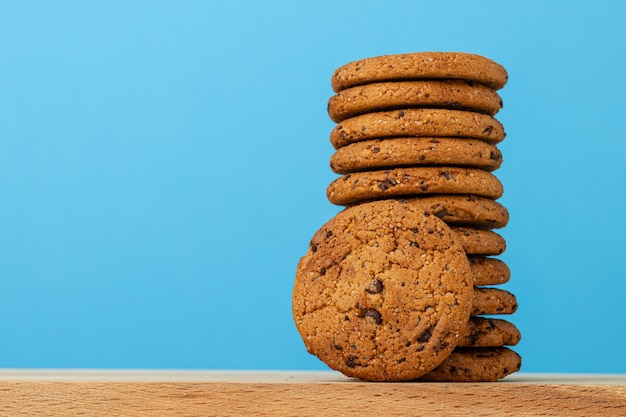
[330,52,508,92]
[293,52,520,382]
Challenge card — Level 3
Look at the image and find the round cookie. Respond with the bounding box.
[327,167,504,206]
[418,347,522,382]
[292,199,474,381]
[328,80,503,123]
[470,257,511,286]
[453,227,506,256]
[330,138,503,174]
[472,288,518,315]
[403,195,509,229]
[458,317,521,347]
[331,109,505,149]
[331,52,508,92]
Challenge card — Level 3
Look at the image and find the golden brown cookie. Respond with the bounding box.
[331,109,505,149]
[403,195,509,229]
[453,227,506,256]
[472,288,518,315]
[330,137,503,174]
[331,52,508,92]
[470,257,511,286]
[292,199,473,381]
[328,80,503,123]
[418,347,522,382]
[458,317,521,347]
[327,167,504,206]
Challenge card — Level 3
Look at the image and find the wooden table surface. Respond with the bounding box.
[1,370,624,416]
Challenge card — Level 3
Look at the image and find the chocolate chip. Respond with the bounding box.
[346,356,358,368]
[430,139,440,143]
[483,126,494,135]
[326,230,333,238]
[319,267,326,276]
[333,339,343,350]
[372,146,380,153]
[423,93,430,98]
[365,279,384,294]
[440,170,452,180]
[409,241,419,248]
[415,345,425,352]
[490,151,501,161]
[397,357,406,364]
[361,126,366,132]
[434,208,448,218]
[379,177,397,191]
[397,110,405,118]
[417,328,432,343]
[364,309,382,325]
[418,155,426,162]
[420,185,429,192]
[470,331,481,345]
[449,366,458,374]
[310,242,317,252]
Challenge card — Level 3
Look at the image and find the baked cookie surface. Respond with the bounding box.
[328,80,503,123]
[331,52,508,92]
[458,317,521,347]
[330,109,505,149]
[402,195,509,229]
[469,257,511,286]
[418,347,521,382]
[452,227,506,256]
[327,167,504,206]
[330,137,503,174]
[472,288,518,315]
[292,199,473,381]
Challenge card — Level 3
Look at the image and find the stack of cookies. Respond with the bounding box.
[293,52,520,382]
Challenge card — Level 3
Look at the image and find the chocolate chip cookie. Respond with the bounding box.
[403,195,509,229]
[472,288,518,315]
[330,109,505,149]
[458,317,521,347]
[292,199,473,381]
[330,137,503,174]
[470,257,511,286]
[452,228,506,256]
[418,347,522,382]
[327,167,504,206]
[331,52,508,92]
[328,80,503,123]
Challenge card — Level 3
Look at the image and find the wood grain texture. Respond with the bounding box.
[0,371,624,417]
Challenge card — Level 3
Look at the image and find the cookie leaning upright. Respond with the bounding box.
[292,199,473,381]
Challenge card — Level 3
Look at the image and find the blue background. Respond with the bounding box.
[1,1,625,373]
